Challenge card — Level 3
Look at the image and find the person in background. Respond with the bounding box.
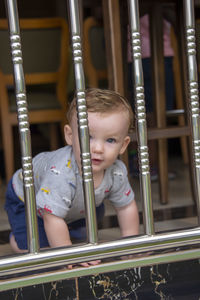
[127,14,175,181]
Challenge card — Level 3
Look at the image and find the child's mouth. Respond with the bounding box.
[92,159,102,165]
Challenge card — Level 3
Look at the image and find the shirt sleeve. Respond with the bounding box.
[108,160,135,208]
[36,172,75,219]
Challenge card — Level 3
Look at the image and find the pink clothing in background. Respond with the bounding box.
[127,14,174,62]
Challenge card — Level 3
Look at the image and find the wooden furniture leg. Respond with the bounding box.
[102,0,129,169]
[171,27,189,164]
[150,4,168,204]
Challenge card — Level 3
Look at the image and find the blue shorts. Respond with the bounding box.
[5,179,105,250]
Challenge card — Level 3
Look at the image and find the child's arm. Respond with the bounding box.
[43,211,101,267]
[43,211,72,248]
[115,200,139,237]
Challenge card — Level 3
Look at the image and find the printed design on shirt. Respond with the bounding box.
[43,205,52,214]
[41,187,50,194]
[69,182,76,189]
[37,207,43,217]
[125,189,131,196]
[50,165,60,175]
[80,209,85,214]
[104,189,110,193]
[113,170,123,177]
[19,195,24,202]
[66,159,72,168]
[62,197,72,209]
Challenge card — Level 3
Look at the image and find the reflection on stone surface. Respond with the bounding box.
[0,279,77,300]
[150,264,172,299]
[78,259,200,300]
[1,259,200,299]
[88,268,143,299]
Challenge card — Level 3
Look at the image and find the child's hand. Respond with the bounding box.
[67,260,101,269]
[120,254,141,260]
[120,251,153,261]
[80,260,101,267]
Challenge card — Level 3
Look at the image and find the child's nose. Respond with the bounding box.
[91,140,104,153]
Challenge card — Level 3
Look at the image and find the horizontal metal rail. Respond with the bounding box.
[1,247,200,291]
[166,109,185,116]
[0,227,200,278]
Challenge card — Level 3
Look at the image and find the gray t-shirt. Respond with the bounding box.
[12,146,134,223]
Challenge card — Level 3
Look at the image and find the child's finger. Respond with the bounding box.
[80,260,101,267]
[66,260,101,269]
[67,264,73,269]
[80,262,90,267]
[88,260,101,265]
[120,252,153,260]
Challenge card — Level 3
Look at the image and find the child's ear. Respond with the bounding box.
[119,136,131,155]
[64,125,73,145]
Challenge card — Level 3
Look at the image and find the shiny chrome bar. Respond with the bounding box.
[1,247,200,292]
[6,0,39,253]
[67,0,98,243]
[184,0,200,221]
[128,0,154,235]
[166,109,185,117]
[1,227,200,277]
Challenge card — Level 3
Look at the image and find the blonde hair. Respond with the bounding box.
[67,88,133,132]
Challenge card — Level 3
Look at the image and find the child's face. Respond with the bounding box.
[64,110,130,177]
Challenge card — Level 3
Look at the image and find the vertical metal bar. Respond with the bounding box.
[184,0,200,221]
[5,0,39,253]
[128,0,154,235]
[67,0,98,244]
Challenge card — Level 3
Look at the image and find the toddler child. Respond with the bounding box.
[5,88,139,265]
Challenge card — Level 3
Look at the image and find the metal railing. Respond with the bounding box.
[0,0,200,292]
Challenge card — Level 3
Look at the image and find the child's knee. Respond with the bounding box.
[9,233,27,253]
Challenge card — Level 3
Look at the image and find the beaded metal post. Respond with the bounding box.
[68,0,98,243]
[184,0,200,219]
[6,0,39,253]
[128,0,154,235]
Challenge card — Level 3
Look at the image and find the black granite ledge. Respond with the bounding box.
[0,258,200,300]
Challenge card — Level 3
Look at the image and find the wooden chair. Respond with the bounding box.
[146,11,191,204]
[102,1,193,204]
[0,17,69,182]
[83,16,108,88]
[170,26,189,164]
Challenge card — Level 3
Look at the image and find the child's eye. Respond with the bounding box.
[107,138,116,144]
